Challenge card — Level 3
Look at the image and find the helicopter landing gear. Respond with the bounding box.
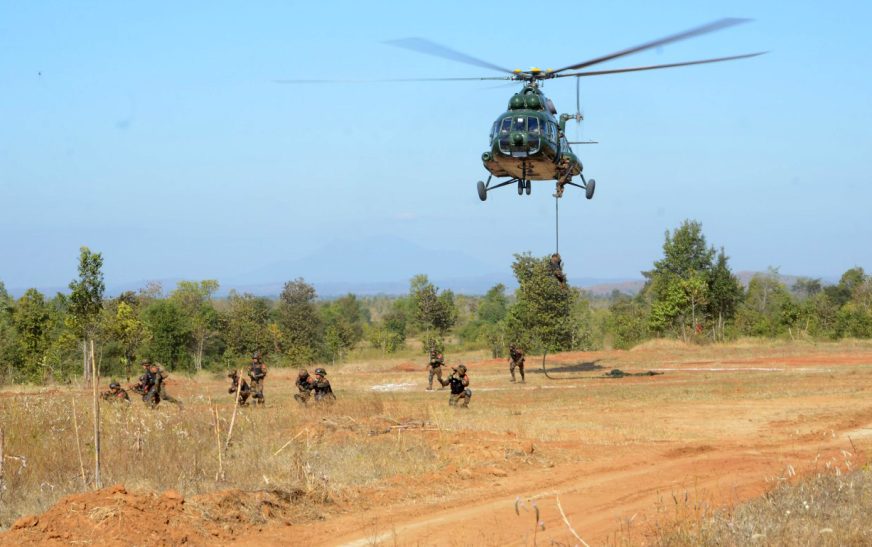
[477,180,488,201]
[525,179,531,195]
[563,173,597,200]
[517,179,524,195]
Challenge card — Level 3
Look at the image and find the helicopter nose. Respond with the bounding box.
[511,132,525,147]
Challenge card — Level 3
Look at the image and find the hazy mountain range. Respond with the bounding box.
[4,236,836,298]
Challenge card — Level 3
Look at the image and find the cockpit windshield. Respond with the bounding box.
[500,117,512,134]
[527,117,539,134]
[511,116,526,132]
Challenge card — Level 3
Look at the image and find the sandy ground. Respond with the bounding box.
[3,341,872,546]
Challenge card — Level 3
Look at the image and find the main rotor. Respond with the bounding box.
[278,18,765,86]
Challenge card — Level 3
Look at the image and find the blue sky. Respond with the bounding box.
[2,1,871,291]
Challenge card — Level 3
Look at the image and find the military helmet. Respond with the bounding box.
[251,352,261,360]
[110,381,120,389]
[298,369,309,377]
[314,367,327,376]
[228,370,238,378]
[457,364,467,373]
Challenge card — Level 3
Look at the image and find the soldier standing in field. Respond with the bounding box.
[426,348,446,391]
[440,364,471,408]
[508,343,526,383]
[228,370,251,406]
[294,369,314,405]
[248,352,267,405]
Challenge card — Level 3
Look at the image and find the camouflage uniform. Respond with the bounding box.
[508,344,526,383]
[441,365,471,408]
[151,364,182,407]
[426,350,445,391]
[312,368,336,403]
[248,354,267,405]
[294,369,314,405]
[549,253,567,288]
[139,363,160,407]
[228,371,251,406]
[101,381,130,402]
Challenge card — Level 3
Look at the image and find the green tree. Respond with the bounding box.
[504,253,581,352]
[735,269,793,337]
[223,291,272,357]
[275,279,323,365]
[644,220,716,340]
[142,300,190,370]
[170,280,220,371]
[706,249,743,341]
[105,297,148,380]
[67,246,105,383]
[0,282,20,382]
[321,294,369,363]
[410,275,458,338]
[477,283,508,323]
[607,295,649,349]
[12,289,54,382]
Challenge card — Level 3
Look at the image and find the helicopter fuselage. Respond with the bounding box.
[481,85,581,182]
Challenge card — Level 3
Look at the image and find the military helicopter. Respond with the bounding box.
[278,18,763,202]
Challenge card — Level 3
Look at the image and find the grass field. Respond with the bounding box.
[2,339,872,545]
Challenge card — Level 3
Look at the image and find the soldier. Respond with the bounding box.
[508,343,526,383]
[312,368,336,403]
[149,362,183,407]
[101,381,130,402]
[248,352,267,405]
[227,370,251,406]
[440,364,471,408]
[138,361,160,407]
[294,369,314,405]
[549,253,568,288]
[426,348,446,391]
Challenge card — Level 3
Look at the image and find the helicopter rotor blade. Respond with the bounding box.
[274,76,512,84]
[553,52,766,78]
[385,37,516,75]
[553,18,752,74]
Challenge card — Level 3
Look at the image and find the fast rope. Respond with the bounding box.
[554,195,560,254]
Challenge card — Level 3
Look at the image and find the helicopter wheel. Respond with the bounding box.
[586,179,596,200]
[477,180,487,201]
[525,179,531,195]
[517,179,524,195]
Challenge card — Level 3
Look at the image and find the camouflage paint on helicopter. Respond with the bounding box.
[481,83,583,199]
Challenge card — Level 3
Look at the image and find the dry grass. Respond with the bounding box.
[646,467,872,546]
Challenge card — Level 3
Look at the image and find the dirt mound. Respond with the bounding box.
[0,484,310,546]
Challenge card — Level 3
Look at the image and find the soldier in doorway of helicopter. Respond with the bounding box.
[101,380,130,402]
[549,253,568,288]
[227,370,251,406]
[508,343,526,383]
[426,347,446,391]
[312,368,336,403]
[440,364,471,408]
[248,352,268,405]
[294,369,314,405]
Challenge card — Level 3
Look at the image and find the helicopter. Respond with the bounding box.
[278,18,764,202]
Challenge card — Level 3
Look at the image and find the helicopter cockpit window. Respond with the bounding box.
[511,116,526,131]
[491,121,499,140]
[527,117,540,134]
[500,117,512,134]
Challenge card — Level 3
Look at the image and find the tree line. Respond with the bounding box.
[2,222,871,384]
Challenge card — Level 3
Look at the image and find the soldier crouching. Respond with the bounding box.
[312,368,336,404]
[294,369,314,405]
[101,381,130,402]
[228,370,251,406]
[440,364,471,408]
